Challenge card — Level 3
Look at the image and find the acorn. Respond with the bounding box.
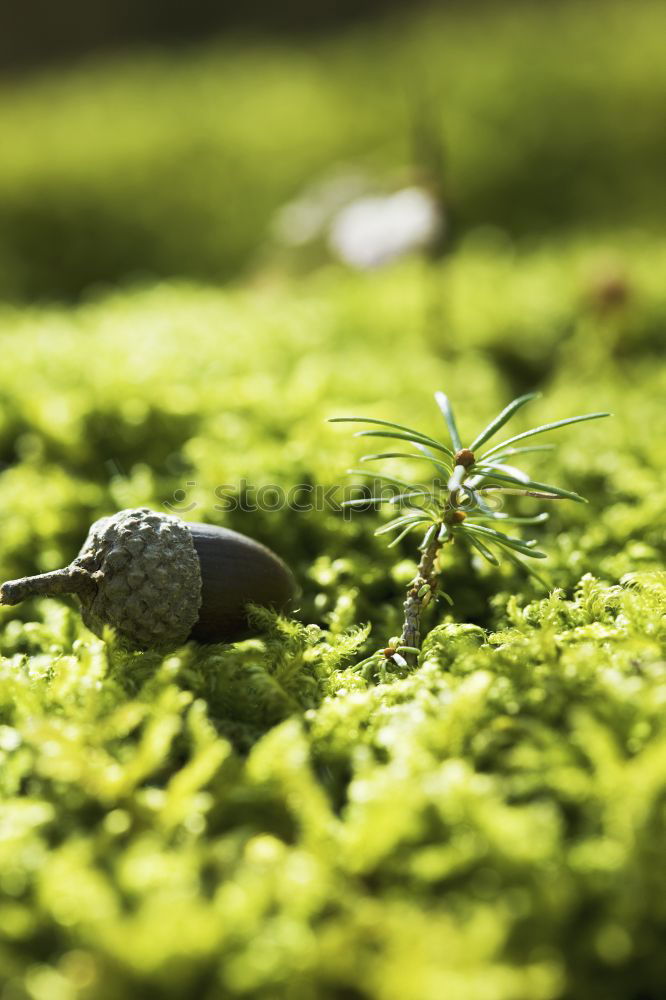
[0,508,296,650]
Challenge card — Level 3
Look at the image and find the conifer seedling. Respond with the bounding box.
[330,392,610,674]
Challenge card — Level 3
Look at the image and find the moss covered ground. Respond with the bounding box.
[1,232,665,998]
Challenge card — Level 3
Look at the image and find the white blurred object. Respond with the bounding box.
[327,187,443,270]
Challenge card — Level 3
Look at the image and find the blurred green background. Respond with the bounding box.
[0,0,665,299]
[1,2,665,999]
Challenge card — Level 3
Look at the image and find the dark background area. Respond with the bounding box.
[2,0,418,75]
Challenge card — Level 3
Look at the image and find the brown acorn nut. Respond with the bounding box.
[0,508,296,650]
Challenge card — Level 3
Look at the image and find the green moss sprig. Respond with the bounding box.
[331,392,610,673]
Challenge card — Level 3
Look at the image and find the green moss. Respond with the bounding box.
[0,239,665,997]
[1,575,664,998]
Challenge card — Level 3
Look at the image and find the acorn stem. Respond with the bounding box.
[0,566,94,606]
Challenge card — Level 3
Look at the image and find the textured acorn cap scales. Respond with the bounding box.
[0,508,296,651]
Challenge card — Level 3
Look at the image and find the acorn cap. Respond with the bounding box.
[0,508,296,651]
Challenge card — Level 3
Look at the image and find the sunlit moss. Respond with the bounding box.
[0,242,665,997]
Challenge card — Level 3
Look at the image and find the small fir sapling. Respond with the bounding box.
[330,392,610,673]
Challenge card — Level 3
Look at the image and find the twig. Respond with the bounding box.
[399,524,441,656]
